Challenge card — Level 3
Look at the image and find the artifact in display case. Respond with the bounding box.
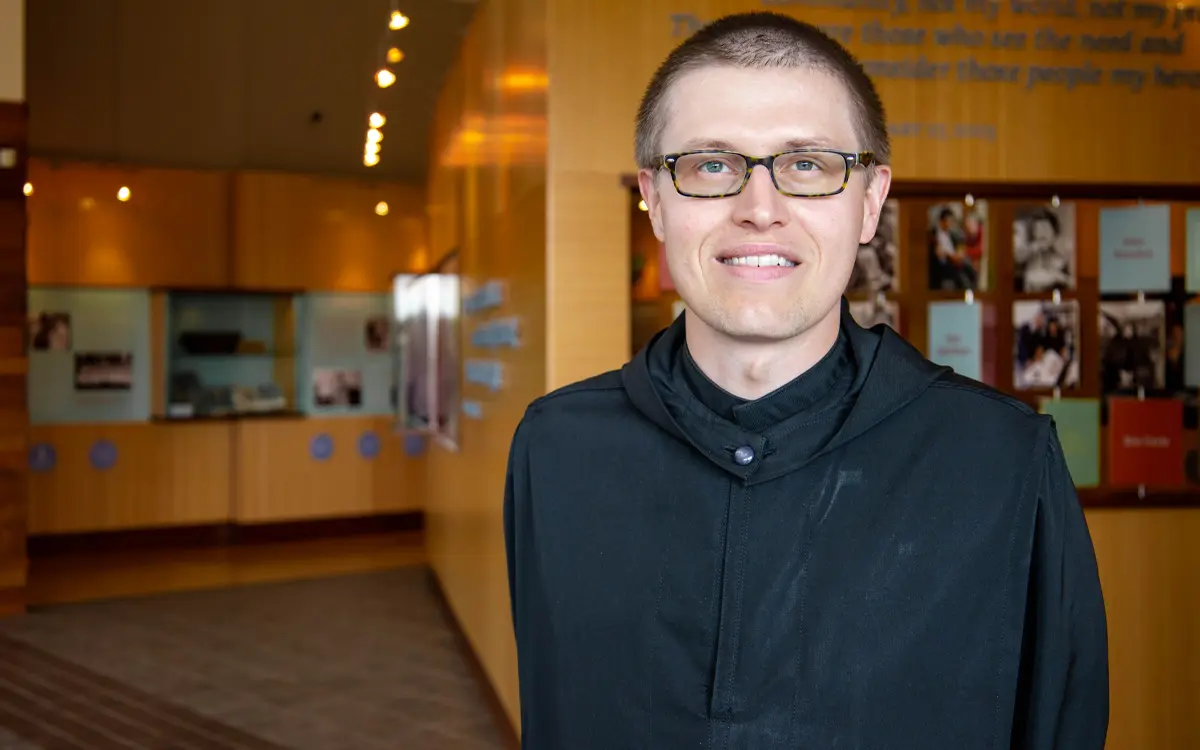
[163,291,298,419]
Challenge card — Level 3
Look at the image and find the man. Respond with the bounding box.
[504,11,1108,749]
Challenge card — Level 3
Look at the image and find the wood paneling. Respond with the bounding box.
[423,0,549,731]
[232,171,427,291]
[26,422,232,534]
[0,100,27,614]
[233,417,424,523]
[553,2,1200,185]
[1086,508,1200,750]
[25,159,232,288]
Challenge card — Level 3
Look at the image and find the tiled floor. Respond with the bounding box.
[0,567,513,749]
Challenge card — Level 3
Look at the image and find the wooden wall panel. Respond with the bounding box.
[233,417,424,523]
[423,0,549,731]
[25,159,232,288]
[233,171,427,292]
[0,100,27,614]
[1086,508,1200,750]
[26,423,232,534]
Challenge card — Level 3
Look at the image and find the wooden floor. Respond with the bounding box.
[25,530,427,607]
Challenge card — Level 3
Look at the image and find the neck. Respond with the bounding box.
[684,308,842,401]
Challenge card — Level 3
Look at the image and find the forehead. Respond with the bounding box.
[659,65,858,153]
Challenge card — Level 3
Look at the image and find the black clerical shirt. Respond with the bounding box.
[504,303,1109,749]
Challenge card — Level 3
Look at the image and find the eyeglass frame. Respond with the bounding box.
[649,149,876,199]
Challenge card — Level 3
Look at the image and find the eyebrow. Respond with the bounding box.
[675,136,843,152]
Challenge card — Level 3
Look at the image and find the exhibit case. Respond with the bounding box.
[160,290,299,419]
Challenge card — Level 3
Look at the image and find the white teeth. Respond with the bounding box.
[721,254,797,268]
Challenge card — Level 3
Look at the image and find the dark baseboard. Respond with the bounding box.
[425,568,520,750]
[26,512,425,558]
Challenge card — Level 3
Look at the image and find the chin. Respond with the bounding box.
[710,309,812,342]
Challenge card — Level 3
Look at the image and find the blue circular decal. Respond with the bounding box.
[403,434,427,457]
[358,431,381,459]
[310,433,334,461]
[28,443,56,473]
[89,440,118,471]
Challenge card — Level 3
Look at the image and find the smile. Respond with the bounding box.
[719,253,798,268]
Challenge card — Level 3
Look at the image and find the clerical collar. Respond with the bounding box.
[677,324,857,434]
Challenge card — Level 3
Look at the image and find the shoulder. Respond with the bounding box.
[527,369,627,413]
[922,371,1053,442]
[513,369,630,436]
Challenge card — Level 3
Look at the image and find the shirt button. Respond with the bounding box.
[733,445,755,466]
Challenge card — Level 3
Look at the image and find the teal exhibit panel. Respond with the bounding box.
[27,287,152,424]
[295,292,393,416]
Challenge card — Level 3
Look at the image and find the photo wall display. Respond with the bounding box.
[926,198,989,292]
[1013,299,1080,391]
[1013,202,1076,294]
[848,198,899,296]
[26,288,151,425]
[854,194,1200,500]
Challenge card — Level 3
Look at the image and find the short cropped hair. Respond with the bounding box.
[634,12,890,171]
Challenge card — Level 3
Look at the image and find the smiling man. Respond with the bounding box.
[503,11,1109,750]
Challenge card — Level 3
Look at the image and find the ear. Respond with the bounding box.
[637,168,666,243]
[858,164,893,245]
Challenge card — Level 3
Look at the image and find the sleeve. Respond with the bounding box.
[1012,425,1110,749]
[502,411,539,746]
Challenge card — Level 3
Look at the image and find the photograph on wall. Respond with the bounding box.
[1099,299,1166,394]
[1013,202,1076,293]
[365,315,389,353]
[927,199,987,292]
[28,311,71,352]
[73,351,133,391]
[848,198,899,294]
[1012,299,1080,390]
[312,367,363,408]
[849,295,900,332]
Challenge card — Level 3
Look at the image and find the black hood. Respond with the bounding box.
[620,298,951,485]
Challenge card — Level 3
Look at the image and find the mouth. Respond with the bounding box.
[718,253,798,268]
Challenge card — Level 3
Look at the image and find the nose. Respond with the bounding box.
[730,165,788,230]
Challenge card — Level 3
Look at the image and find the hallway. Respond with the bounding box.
[0,564,513,749]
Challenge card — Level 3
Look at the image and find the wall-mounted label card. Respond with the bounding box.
[1038,397,1100,488]
[1107,397,1183,488]
[928,301,982,382]
[1099,204,1171,293]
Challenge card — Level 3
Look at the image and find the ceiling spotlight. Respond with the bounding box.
[369,112,386,128]
[389,11,409,30]
[387,47,404,64]
[638,199,647,211]
[367,129,382,144]
[376,201,389,216]
[117,186,131,202]
[364,152,380,167]
[376,68,396,88]
[22,182,32,197]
